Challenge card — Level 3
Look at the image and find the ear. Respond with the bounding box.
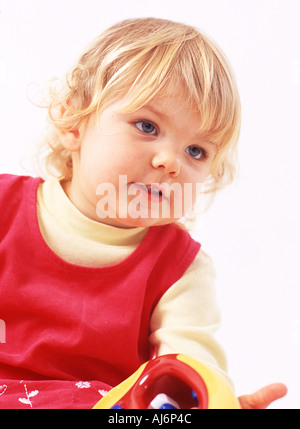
[58,103,82,151]
[59,128,81,152]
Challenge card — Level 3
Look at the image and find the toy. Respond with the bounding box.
[93,354,241,409]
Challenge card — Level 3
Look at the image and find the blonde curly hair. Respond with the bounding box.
[39,17,241,194]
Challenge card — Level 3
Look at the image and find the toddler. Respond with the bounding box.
[0,17,286,409]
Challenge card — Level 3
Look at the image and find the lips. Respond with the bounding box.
[146,185,163,197]
[130,183,168,201]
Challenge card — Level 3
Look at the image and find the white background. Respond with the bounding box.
[0,0,299,409]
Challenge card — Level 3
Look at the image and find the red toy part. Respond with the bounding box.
[111,354,208,409]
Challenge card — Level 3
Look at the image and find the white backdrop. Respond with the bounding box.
[0,0,299,409]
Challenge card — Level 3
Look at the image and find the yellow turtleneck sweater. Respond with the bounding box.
[36,178,229,381]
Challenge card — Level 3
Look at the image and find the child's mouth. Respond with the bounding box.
[131,183,167,202]
[146,185,163,197]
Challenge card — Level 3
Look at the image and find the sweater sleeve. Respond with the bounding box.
[149,249,231,382]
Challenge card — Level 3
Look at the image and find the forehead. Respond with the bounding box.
[119,85,200,120]
[146,96,196,118]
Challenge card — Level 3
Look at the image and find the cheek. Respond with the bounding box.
[78,142,115,177]
[179,171,207,211]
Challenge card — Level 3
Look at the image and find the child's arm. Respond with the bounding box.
[149,249,229,380]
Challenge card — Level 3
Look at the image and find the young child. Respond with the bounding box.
[0,17,286,409]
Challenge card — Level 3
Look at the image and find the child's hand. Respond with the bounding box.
[238,383,287,409]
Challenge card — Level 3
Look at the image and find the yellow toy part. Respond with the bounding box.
[93,354,241,409]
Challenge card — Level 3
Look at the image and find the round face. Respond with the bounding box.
[61,94,218,228]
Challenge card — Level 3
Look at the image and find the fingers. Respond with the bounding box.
[238,383,288,409]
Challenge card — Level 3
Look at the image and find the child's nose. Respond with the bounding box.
[151,146,181,177]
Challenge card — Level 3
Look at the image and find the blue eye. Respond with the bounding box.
[185,145,205,160]
[135,121,157,135]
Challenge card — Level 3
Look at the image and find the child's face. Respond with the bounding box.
[62,93,218,228]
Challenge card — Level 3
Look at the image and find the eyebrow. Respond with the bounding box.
[139,104,170,120]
